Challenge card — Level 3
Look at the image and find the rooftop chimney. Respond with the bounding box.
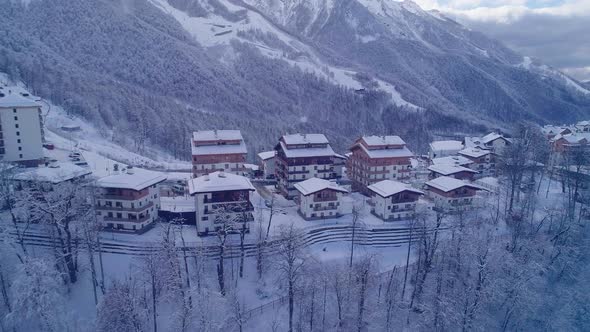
[127,166,134,175]
[218,170,226,178]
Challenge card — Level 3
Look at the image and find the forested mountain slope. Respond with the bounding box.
[0,0,588,158]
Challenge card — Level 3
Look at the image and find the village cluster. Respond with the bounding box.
[2,91,589,236]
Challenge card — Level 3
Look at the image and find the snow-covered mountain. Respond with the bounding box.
[0,0,588,156]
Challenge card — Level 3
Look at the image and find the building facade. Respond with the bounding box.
[257,150,276,179]
[188,171,255,236]
[0,93,44,167]
[347,135,414,194]
[458,148,496,178]
[275,134,341,198]
[428,164,478,181]
[368,180,423,221]
[425,176,484,211]
[294,177,348,220]
[94,168,166,233]
[191,130,248,178]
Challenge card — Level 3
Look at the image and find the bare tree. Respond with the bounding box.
[275,224,306,332]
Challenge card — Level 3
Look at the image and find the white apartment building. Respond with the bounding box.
[0,92,43,167]
[257,150,276,179]
[425,176,485,211]
[428,140,463,160]
[94,167,166,233]
[188,171,255,236]
[368,180,424,221]
[294,177,349,220]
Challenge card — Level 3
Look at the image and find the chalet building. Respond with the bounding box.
[458,148,496,178]
[257,150,276,179]
[551,133,590,153]
[428,164,478,181]
[294,177,348,220]
[0,92,44,167]
[188,171,255,236]
[425,176,484,211]
[428,140,463,159]
[575,120,590,133]
[464,132,510,152]
[367,180,424,221]
[542,125,572,140]
[191,130,248,178]
[347,135,414,194]
[275,133,341,198]
[94,167,166,233]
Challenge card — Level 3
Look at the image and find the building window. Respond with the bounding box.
[18,147,22,151]
[15,124,18,129]
[17,139,21,143]
[13,109,16,113]
[16,131,20,136]
[202,216,208,221]
[19,154,23,158]
[14,116,18,121]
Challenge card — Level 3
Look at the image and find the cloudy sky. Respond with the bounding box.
[412,0,590,81]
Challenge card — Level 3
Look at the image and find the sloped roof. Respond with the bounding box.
[192,141,247,156]
[188,171,254,194]
[362,135,405,146]
[459,148,493,159]
[96,168,166,191]
[428,164,478,176]
[279,141,336,158]
[356,143,414,159]
[283,133,328,145]
[425,176,484,193]
[429,140,463,152]
[258,151,276,160]
[368,180,423,197]
[294,177,348,196]
[0,93,40,108]
[192,130,243,141]
[431,155,472,166]
[13,163,91,184]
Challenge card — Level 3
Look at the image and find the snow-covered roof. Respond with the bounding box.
[475,176,499,187]
[425,176,484,192]
[258,151,276,161]
[192,130,243,142]
[431,155,472,166]
[192,141,247,156]
[96,168,166,191]
[463,136,484,149]
[576,120,590,126]
[367,180,424,197]
[428,164,477,175]
[244,163,259,171]
[555,133,590,144]
[429,140,463,152]
[13,162,92,184]
[294,177,348,196]
[481,132,505,144]
[188,171,255,195]
[357,144,413,159]
[362,135,405,146]
[0,93,41,108]
[282,133,329,145]
[459,148,492,159]
[279,141,336,158]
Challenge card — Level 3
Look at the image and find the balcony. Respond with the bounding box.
[96,201,153,213]
[103,214,151,223]
[313,205,338,212]
[98,192,148,201]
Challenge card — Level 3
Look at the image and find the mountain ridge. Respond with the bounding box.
[0,0,588,158]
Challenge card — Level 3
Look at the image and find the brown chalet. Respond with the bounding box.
[191,130,248,178]
[275,134,340,198]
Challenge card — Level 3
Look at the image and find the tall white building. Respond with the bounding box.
[0,92,44,167]
[188,171,255,236]
[191,130,248,178]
